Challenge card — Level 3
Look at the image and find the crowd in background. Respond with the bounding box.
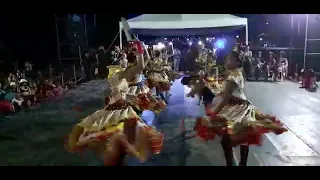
[0,61,68,114]
[0,44,114,115]
[241,46,289,82]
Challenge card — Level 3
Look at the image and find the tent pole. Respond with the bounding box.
[303,14,309,70]
[245,23,249,46]
[119,22,123,49]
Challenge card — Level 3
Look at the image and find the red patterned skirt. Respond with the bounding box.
[193,96,287,147]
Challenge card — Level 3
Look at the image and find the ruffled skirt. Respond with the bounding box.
[195,61,206,72]
[146,71,171,92]
[65,99,164,165]
[166,70,183,82]
[126,84,166,113]
[194,96,287,146]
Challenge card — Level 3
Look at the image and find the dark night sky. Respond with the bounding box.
[0,14,298,69]
[1,15,57,68]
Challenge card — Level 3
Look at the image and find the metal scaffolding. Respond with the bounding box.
[54,14,91,67]
[54,14,96,85]
[303,14,320,71]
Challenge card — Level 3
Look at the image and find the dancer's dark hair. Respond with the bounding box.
[127,52,137,64]
[154,50,161,58]
[181,76,192,85]
[181,75,199,85]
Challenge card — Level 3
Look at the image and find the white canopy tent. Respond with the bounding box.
[119,14,248,49]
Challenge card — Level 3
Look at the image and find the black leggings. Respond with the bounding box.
[221,133,249,166]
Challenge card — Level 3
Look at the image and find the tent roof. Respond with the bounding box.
[125,14,247,29]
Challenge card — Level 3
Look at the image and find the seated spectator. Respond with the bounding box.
[0,100,14,115]
[9,82,18,93]
[37,71,45,84]
[12,93,24,112]
[35,84,47,102]
[19,79,32,97]
[0,82,5,100]
[16,70,22,81]
[25,61,36,86]
[44,80,54,98]
[7,73,17,85]
[21,70,26,80]
[52,81,63,96]
[30,81,38,96]
[65,81,75,91]
[302,69,318,91]
[4,86,16,103]
[19,79,35,105]
[0,81,15,114]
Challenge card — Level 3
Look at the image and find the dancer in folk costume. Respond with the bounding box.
[182,66,223,106]
[146,50,171,92]
[122,44,166,114]
[190,51,287,166]
[65,18,163,166]
[157,48,182,83]
[195,44,210,73]
[206,52,216,73]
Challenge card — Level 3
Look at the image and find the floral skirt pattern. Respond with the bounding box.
[194,96,287,146]
[128,92,167,114]
[65,99,164,165]
[146,71,171,92]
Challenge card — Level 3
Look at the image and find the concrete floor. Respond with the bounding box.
[1,79,320,166]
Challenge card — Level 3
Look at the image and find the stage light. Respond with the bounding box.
[198,41,203,45]
[169,41,173,45]
[187,38,190,41]
[189,42,192,46]
[214,39,226,49]
[164,38,167,40]
[206,37,209,41]
[236,35,239,38]
[259,38,263,41]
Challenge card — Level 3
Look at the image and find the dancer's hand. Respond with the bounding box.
[141,41,148,51]
[144,126,164,155]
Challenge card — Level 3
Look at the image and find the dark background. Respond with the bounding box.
[0,14,305,71]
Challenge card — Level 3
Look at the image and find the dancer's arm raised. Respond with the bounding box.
[119,17,145,80]
[143,43,151,67]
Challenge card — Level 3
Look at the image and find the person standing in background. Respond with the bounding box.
[25,61,36,86]
[243,46,253,81]
[82,52,94,81]
[173,46,181,72]
[96,46,108,78]
[279,51,288,78]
